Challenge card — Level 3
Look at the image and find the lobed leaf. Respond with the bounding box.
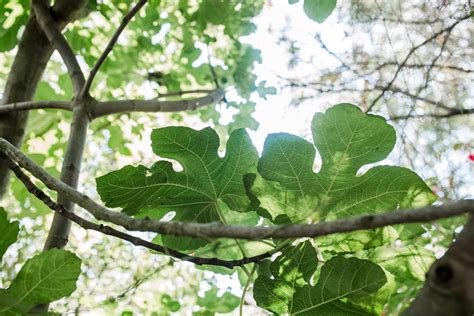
[251,104,436,223]
[97,127,258,250]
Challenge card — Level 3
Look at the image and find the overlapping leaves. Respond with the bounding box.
[96,103,435,313]
[253,241,318,314]
[253,241,387,315]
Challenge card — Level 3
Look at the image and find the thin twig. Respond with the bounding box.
[373,62,473,74]
[1,137,472,241]
[81,0,148,97]
[4,156,271,269]
[390,107,474,120]
[156,89,217,98]
[366,14,471,112]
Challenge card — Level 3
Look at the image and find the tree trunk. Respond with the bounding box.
[404,215,474,315]
[0,0,87,198]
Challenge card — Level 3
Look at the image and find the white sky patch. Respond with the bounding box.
[238,1,348,152]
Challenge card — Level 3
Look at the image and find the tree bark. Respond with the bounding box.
[403,215,474,315]
[0,0,87,199]
[42,104,90,250]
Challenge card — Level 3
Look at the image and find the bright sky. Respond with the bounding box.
[234,1,350,151]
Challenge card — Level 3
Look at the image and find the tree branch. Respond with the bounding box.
[391,107,474,120]
[0,101,72,114]
[0,90,225,117]
[1,137,472,241]
[0,0,87,199]
[366,14,471,112]
[4,156,271,269]
[32,0,85,95]
[81,0,148,98]
[373,62,473,74]
[89,89,225,118]
[280,78,468,116]
[156,89,218,98]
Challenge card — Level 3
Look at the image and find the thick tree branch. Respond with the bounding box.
[90,89,225,118]
[0,101,72,114]
[81,0,148,97]
[1,137,472,241]
[366,14,471,112]
[4,156,271,269]
[32,0,86,95]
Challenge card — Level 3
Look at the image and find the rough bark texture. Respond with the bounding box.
[0,0,87,199]
[403,215,474,315]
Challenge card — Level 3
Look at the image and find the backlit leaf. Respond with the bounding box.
[97,127,258,250]
[0,249,81,315]
[251,104,436,223]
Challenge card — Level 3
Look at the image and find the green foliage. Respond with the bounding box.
[0,249,81,315]
[67,0,265,103]
[160,294,181,312]
[196,287,240,314]
[96,103,436,313]
[0,208,19,263]
[303,0,337,23]
[0,0,29,52]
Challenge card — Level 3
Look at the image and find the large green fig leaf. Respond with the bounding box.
[253,241,318,314]
[0,249,81,315]
[290,256,387,315]
[97,127,258,250]
[0,208,19,264]
[251,104,436,223]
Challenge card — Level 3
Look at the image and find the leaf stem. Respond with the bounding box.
[240,264,257,316]
[215,202,251,277]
